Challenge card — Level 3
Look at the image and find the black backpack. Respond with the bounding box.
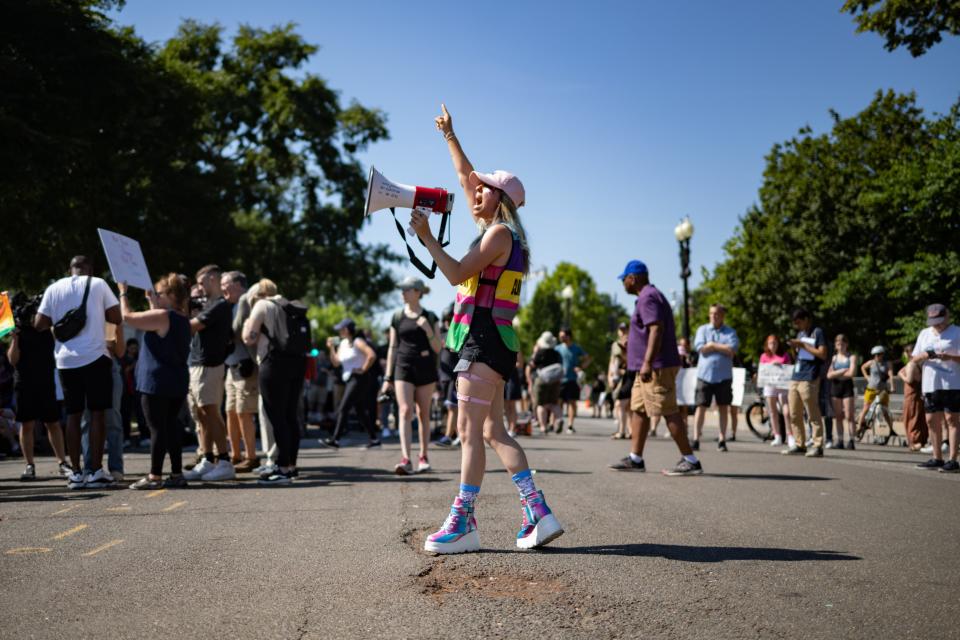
[266,300,310,357]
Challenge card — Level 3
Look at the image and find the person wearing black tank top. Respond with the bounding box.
[118,276,192,490]
[381,277,441,475]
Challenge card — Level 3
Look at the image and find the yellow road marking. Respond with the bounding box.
[145,489,167,499]
[5,547,52,555]
[51,504,83,516]
[82,539,124,557]
[161,501,187,513]
[106,506,132,512]
[50,524,88,541]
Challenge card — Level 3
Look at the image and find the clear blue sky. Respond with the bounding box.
[112,0,959,314]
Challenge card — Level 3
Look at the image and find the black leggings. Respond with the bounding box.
[141,394,185,476]
[331,371,378,441]
[260,355,305,468]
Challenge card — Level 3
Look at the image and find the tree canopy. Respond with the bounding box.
[1,0,397,308]
[842,0,960,57]
[516,262,626,377]
[695,91,960,359]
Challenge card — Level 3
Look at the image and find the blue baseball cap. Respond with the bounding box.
[618,260,648,280]
[333,318,355,332]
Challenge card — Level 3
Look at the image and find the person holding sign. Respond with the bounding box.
[35,255,122,489]
[758,335,793,447]
[784,308,829,457]
[118,276,192,489]
[692,304,739,452]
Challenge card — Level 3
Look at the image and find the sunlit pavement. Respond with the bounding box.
[2,415,957,639]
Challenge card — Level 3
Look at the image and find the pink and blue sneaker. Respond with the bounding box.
[424,496,481,555]
[517,490,564,550]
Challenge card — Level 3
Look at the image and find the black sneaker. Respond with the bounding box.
[609,456,645,472]
[318,438,340,449]
[834,441,845,450]
[258,469,293,486]
[938,460,958,473]
[717,441,728,452]
[847,440,856,451]
[567,425,576,434]
[916,458,944,470]
[728,434,736,442]
[435,436,453,447]
[781,445,807,456]
[163,475,188,489]
[663,459,703,476]
[692,439,700,451]
[20,464,36,481]
[365,439,382,449]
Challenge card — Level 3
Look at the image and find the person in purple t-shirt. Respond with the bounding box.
[609,260,703,476]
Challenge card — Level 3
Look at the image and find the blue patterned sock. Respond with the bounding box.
[511,469,538,501]
[457,483,480,509]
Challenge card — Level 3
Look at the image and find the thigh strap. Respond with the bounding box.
[457,371,498,406]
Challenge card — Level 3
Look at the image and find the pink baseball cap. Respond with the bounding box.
[468,170,525,207]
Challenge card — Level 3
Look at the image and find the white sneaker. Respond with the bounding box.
[787,435,797,448]
[507,431,517,438]
[200,459,236,481]
[824,440,834,449]
[920,444,934,454]
[183,458,214,480]
[58,462,74,478]
[770,436,783,447]
[253,462,277,476]
[84,468,117,489]
[942,442,949,453]
[67,471,87,490]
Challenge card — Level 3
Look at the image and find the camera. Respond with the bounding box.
[10,292,43,330]
[189,295,208,313]
[377,388,395,404]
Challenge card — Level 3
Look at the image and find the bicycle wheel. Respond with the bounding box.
[745,401,772,441]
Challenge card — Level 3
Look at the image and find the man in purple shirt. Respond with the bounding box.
[609,260,702,476]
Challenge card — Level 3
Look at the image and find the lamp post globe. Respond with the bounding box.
[675,217,694,343]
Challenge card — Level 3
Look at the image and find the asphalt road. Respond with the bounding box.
[2,415,958,639]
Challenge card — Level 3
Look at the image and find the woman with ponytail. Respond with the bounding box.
[409,104,564,554]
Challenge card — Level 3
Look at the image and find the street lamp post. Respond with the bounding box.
[674,217,695,343]
[560,284,574,328]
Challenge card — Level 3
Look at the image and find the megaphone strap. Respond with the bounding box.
[390,208,451,279]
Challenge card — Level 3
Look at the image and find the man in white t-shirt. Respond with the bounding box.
[35,256,122,489]
[911,304,960,473]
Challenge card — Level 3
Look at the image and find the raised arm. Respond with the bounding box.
[118,282,170,335]
[435,104,476,207]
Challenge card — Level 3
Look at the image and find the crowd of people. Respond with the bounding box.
[2,105,958,560]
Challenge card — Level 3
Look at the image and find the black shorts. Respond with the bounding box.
[504,369,523,401]
[561,380,580,402]
[924,389,960,414]
[441,377,458,408]
[695,378,733,407]
[459,314,516,381]
[831,379,854,399]
[616,371,635,400]
[59,356,114,415]
[14,382,59,423]
[394,354,438,387]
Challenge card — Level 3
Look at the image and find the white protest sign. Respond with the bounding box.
[757,363,792,390]
[97,228,153,292]
[675,367,747,407]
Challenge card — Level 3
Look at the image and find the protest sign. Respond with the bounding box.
[757,363,792,390]
[676,367,747,407]
[0,293,13,339]
[97,228,153,292]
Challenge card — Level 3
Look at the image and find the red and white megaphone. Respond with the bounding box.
[364,166,454,235]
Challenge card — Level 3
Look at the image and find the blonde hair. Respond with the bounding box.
[256,278,278,298]
[476,190,531,274]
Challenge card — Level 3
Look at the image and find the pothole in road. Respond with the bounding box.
[416,561,568,604]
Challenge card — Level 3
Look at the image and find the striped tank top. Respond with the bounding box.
[446,224,524,353]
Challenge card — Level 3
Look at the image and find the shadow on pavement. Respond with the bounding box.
[707,473,833,481]
[540,543,861,562]
[0,490,106,503]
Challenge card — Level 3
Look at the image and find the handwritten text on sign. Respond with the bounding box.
[97,228,153,292]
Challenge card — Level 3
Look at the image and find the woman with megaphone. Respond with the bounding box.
[409,104,564,554]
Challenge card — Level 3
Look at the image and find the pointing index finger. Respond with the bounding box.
[441,103,449,116]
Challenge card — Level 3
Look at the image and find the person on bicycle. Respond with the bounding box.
[758,334,792,447]
[827,334,858,450]
[381,276,441,475]
[414,104,563,553]
[857,346,893,437]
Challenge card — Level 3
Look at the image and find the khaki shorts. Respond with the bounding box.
[188,364,226,416]
[225,365,259,414]
[630,366,679,417]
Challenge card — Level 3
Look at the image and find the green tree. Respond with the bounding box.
[842,0,960,56]
[697,91,960,358]
[306,302,378,345]
[516,262,626,376]
[1,1,397,310]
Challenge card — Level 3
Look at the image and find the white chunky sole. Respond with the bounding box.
[517,513,564,550]
[424,529,480,555]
